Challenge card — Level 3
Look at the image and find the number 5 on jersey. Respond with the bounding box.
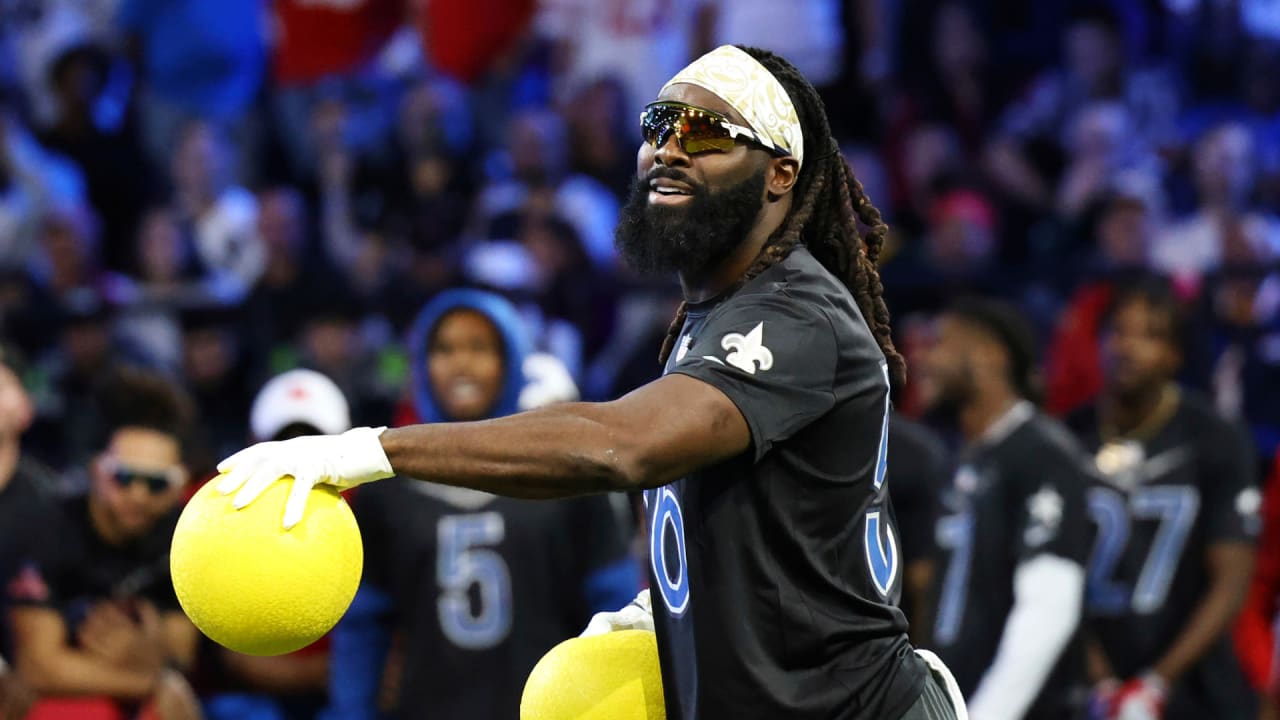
[437,513,514,649]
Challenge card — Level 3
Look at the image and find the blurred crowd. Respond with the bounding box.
[0,0,1277,718]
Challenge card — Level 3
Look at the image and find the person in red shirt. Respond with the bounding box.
[270,0,404,177]
[1236,450,1280,719]
[272,0,402,87]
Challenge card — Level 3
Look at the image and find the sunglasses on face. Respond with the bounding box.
[100,457,185,495]
[640,101,787,157]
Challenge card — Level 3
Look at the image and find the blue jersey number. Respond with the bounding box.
[1086,485,1200,615]
[864,362,899,598]
[649,486,690,616]
[437,512,513,649]
[933,509,975,645]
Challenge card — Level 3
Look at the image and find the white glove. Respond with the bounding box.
[580,589,654,637]
[518,353,579,411]
[216,426,395,529]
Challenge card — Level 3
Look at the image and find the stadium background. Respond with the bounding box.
[0,0,1279,718]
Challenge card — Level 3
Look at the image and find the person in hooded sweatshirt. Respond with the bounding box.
[324,289,639,720]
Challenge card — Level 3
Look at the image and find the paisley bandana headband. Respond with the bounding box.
[662,45,805,170]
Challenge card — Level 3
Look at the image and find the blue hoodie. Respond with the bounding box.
[406,288,532,423]
[326,289,638,720]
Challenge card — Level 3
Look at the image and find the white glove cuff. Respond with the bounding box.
[341,426,395,483]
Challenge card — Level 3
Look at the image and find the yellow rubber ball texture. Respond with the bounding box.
[521,630,666,720]
[170,476,362,656]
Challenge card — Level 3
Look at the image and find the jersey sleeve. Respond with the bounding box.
[668,293,843,462]
[1010,447,1091,567]
[1200,417,1260,545]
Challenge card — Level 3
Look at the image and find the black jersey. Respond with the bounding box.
[652,246,928,720]
[1068,390,1260,719]
[5,494,180,627]
[0,458,59,656]
[352,480,632,720]
[930,405,1091,719]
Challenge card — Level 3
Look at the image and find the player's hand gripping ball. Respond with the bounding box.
[521,630,665,720]
[170,475,362,656]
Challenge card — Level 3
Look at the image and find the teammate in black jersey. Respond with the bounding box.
[1067,278,1259,720]
[918,299,1091,720]
[218,45,965,720]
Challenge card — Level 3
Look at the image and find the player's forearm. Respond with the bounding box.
[1153,542,1253,683]
[17,647,158,699]
[380,403,654,498]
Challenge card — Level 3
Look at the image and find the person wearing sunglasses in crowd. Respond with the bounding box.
[6,367,203,720]
[218,46,968,719]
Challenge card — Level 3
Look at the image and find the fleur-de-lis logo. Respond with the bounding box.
[721,322,773,374]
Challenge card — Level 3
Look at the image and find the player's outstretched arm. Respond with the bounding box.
[382,373,749,498]
[219,374,750,528]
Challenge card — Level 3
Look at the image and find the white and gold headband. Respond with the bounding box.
[662,45,804,170]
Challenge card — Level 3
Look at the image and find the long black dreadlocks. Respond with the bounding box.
[656,46,906,386]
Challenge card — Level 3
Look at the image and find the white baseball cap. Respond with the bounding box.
[250,369,351,441]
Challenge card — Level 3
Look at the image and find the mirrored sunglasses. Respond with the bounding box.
[640,101,787,157]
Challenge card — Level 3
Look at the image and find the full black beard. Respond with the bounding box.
[614,167,767,276]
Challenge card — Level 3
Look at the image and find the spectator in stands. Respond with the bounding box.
[330,289,633,720]
[1054,102,1156,221]
[119,0,265,179]
[889,2,998,164]
[561,78,633,195]
[24,291,118,478]
[472,108,619,269]
[986,4,1177,212]
[537,0,702,121]
[695,0,844,88]
[36,41,150,274]
[167,121,265,297]
[243,187,337,360]
[885,122,965,237]
[268,0,402,179]
[882,187,1006,316]
[1044,187,1159,417]
[180,307,253,475]
[0,102,91,272]
[1153,122,1280,278]
[6,366,203,719]
[295,291,397,430]
[0,348,52,720]
[1067,278,1259,720]
[1202,236,1280,463]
